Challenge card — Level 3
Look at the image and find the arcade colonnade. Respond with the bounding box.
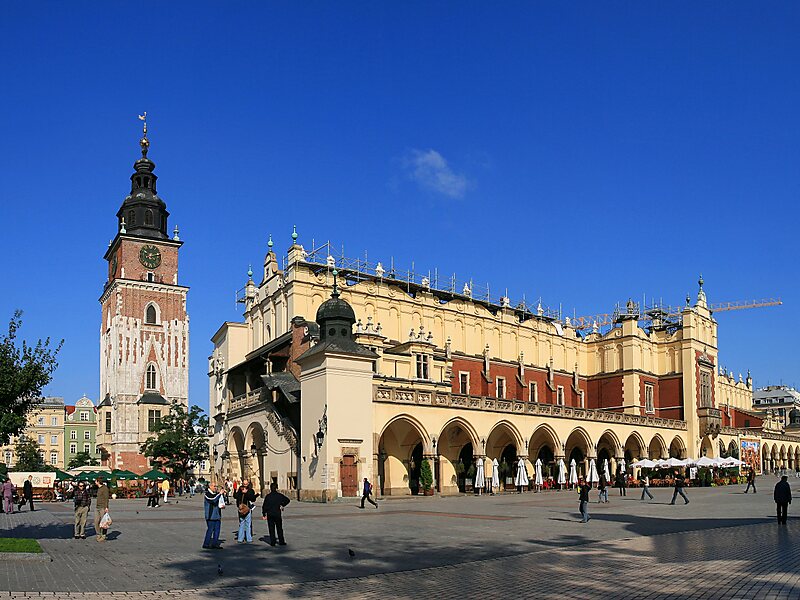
[374,405,689,496]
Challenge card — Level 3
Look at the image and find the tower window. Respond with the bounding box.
[105,412,112,433]
[145,209,154,226]
[147,272,154,283]
[146,364,157,390]
[145,305,157,324]
[148,409,162,431]
[128,210,136,227]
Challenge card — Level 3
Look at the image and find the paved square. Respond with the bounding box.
[1,481,799,599]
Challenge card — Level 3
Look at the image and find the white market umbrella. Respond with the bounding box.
[557,458,566,486]
[491,458,500,488]
[588,458,599,484]
[474,458,486,492]
[721,457,745,467]
[568,458,578,487]
[602,459,611,481]
[534,458,544,487]
[515,458,529,487]
[632,459,657,469]
[695,456,716,468]
[619,458,626,473]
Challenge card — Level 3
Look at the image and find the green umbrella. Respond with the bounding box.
[140,468,169,480]
[111,469,138,481]
[51,469,72,481]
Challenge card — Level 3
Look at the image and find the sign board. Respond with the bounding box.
[740,438,761,475]
[7,472,55,488]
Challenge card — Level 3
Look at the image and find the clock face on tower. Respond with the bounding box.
[139,245,162,269]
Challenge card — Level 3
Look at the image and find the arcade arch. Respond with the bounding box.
[378,415,429,496]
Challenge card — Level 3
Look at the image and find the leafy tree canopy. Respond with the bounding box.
[67,450,99,469]
[13,438,46,472]
[0,311,62,446]
[141,403,209,480]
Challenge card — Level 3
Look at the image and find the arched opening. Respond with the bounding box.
[486,421,522,480]
[528,424,560,475]
[244,422,267,494]
[762,443,771,473]
[128,209,136,227]
[438,418,479,495]
[458,443,475,492]
[226,427,245,481]
[565,428,592,479]
[648,434,667,460]
[669,436,687,459]
[145,209,154,226]
[499,444,517,489]
[700,436,715,458]
[378,416,427,496]
[145,304,157,324]
[597,430,620,474]
[728,440,739,459]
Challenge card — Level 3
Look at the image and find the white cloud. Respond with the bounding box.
[404,149,471,199]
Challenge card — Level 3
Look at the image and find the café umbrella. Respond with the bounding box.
[491,458,500,490]
[603,459,611,481]
[534,458,544,488]
[588,458,599,484]
[474,458,486,495]
[557,458,566,488]
[569,458,578,487]
[515,458,529,489]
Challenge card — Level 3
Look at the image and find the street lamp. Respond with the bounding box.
[316,405,328,450]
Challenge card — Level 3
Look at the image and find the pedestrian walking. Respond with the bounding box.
[161,478,170,504]
[640,474,654,500]
[615,471,627,496]
[360,478,378,509]
[94,478,110,542]
[234,479,256,543]
[2,478,14,514]
[744,469,757,494]
[146,481,159,508]
[188,478,196,498]
[598,474,608,503]
[578,477,591,523]
[73,481,92,539]
[202,482,224,549]
[774,475,791,524]
[669,471,690,505]
[20,475,34,511]
[261,482,290,546]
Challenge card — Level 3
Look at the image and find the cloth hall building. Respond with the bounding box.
[210,235,798,501]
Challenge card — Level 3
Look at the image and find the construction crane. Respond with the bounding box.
[572,298,783,332]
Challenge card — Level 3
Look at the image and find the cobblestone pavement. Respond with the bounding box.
[1,481,798,598]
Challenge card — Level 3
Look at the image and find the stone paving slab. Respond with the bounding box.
[0,481,797,598]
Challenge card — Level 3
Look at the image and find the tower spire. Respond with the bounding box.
[138,112,149,158]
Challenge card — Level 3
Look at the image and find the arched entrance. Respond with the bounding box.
[565,427,592,479]
[597,430,620,475]
[438,418,479,495]
[244,422,267,494]
[486,422,523,490]
[700,436,715,458]
[378,416,427,496]
[669,436,687,459]
[624,433,646,464]
[648,434,667,460]
[529,424,560,480]
[226,427,245,480]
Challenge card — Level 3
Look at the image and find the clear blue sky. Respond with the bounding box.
[2,3,798,412]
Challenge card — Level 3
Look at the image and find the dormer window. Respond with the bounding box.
[415,354,430,379]
[145,209,154,226]
[128,209,136,227]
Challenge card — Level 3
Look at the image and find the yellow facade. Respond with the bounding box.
[1,397,66,470]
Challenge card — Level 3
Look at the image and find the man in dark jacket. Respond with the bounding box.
[578,477,591,523]
[745,469,757,494]
[73,481,92,539]
[21,475,34,511]
[360,478,378,509]
[261,482,290,546]
[774,475,792,524]
[669,472,689,505]
[202,482,224,549]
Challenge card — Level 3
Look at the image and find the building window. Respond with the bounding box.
[579,390,585,409]
[199,460,207,472]
[146,364,158,390]
[38,434,45,445]
[80,411,89,422]
[700,370,712,407]
[145,209,154,226]
[95,446,101,454]
[496,377,506,399]
[148,410,162,431]
[556,386,565,406]
[38,417,45,426]
[50,435,58,445]
[70,443,77,454]
[529,382,538,403]
[71,430,77,440]
[4,451,11,465]
[128,209,136,227]
[145,304,157,324]
[645,384,655,414]
[84,431,91,440]
[84,443,90,453]
[105,412,112,433]
[51,416,58,426]
[744,419,751,428]
[459,372,470,395]
[415,354,430,380]
[38,451,46,463]
[50,451,57,465]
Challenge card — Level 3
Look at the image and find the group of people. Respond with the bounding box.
[1,475,34,513]
[202,479,291,550]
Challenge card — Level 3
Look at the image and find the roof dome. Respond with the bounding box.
[316,295,356,324]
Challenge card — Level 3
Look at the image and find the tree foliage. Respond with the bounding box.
[140,403,209,480]
[0,311,62,446]
[67,451,99,469]
[13,438,46,472]
[419,458,433,491]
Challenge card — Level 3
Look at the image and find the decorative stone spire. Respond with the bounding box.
[267,234,274,252]
[696,274,707,307]
[291,225,298,244]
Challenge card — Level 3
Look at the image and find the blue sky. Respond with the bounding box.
[2,3,798,411]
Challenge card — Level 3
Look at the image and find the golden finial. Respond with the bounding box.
[138,112,149,157]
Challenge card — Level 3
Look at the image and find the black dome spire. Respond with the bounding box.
[316,270,356,341]
[116,113,169,239]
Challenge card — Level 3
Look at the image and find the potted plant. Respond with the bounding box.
[420,459,434,496]
[465,464,476,492]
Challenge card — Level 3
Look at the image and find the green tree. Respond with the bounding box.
[67,451,99,469]
[0,311,62,445]
[13,438,46,472]
[140,403,209,480]
[419,458,433,491]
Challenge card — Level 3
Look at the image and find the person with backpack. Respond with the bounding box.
[598,474,609,504]
[234,479,257,543]
[360,477,378,509]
